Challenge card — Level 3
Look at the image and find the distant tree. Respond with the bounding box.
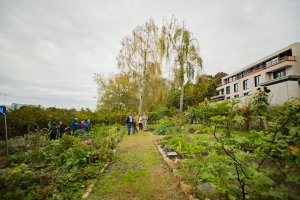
[94,73,137,112]
[182,72,228,108]
[208,72,228,97]
[160,16,203,112]
[213,72,228,86]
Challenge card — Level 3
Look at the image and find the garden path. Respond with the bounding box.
[87,132,187,200]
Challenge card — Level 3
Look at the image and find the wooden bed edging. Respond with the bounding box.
[154,140,200,200]
[81,149,117,199]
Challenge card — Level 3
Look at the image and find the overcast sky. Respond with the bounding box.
[0,0,299,109]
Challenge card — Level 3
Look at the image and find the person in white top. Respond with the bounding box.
[142,112,148,131]
[138,115,143,130]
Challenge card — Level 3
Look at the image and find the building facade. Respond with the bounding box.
[212,43,300,105]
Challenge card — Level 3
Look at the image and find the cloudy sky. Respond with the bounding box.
[0,0,299,109]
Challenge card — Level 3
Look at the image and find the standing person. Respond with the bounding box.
[79,120,86,130]
[138,115,143,131]
[59,121,66,138]
[125,112,133,135]
[50,122,58,140]
[65,126,71,135]
[71,118,78,134]
[132,112,138,134]
[190,113,195,124]
[86,119,91,131]
[142,112,148,131]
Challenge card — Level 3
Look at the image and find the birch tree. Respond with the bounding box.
[160,17,203,112]
[117,19,161,114]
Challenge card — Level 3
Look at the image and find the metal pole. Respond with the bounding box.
[4,114,8,156]
[3,94,7,105]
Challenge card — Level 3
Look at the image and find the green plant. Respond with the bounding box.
[159,100,300,199]
[0,124,124,200]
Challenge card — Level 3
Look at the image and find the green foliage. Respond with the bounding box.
[152,116,187,135]
[0,124,124,200]
[156,99,300,199]
[252,87,270,117]
[0,105,129,142]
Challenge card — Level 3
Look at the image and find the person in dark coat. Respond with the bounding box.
[65,126,71,135]
[125,112,133,135]
[50,122,58,140]
[59,121,66,138]
[190,113,195,124]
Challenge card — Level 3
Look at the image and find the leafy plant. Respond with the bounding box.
[0,124,124,200]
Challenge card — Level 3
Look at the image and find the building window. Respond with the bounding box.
[254,75,261,87]
[220,89,224,95]
[273,69,286,79]
[226,86,230,95]
[234,94,239,98]
[243,79,249,90]
[234,83,238,93]
[226,97,230,99]
[244,92,249,96]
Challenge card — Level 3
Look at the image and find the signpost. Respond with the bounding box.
[0,105,8,156]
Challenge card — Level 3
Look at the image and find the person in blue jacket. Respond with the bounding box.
[71,118,78,134]
[86,119,91,131]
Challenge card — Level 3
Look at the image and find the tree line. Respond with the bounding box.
[94,16,227,115]
[0,17,227,138]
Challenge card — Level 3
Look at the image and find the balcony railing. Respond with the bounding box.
[217,56,296,87]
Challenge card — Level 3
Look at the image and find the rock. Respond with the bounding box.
[202,150,209,157]
[210,136,217,141]
[82,139,93,145]
[196,182,215,195]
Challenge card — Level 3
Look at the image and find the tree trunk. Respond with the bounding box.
[139,56,147,115]
[259,117,269,130]
[263,118,269,130]
[180,84,184,113]
[139,92,143,115]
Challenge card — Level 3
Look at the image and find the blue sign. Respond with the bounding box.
[0,105,6,116]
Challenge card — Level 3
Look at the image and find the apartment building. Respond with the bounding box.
[212,42,300,105]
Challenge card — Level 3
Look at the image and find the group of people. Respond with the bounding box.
[49,118,91,140]
[71,118,91,133]
[125,112,148,135]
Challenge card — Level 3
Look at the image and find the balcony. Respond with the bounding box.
[218,56,296,87]
[211,94,225,102]
[260,75,300,86]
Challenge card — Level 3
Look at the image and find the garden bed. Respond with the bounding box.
[0,125,124,200]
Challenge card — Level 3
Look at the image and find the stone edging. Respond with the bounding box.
[81,149,117,199]
[154,140,199,200]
